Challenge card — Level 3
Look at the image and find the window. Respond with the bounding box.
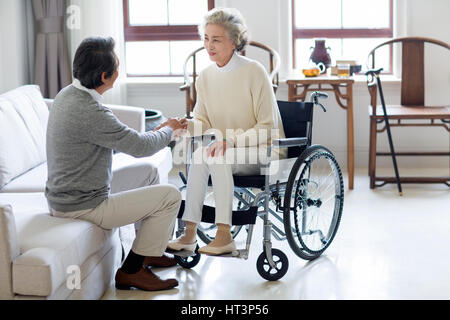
[123,0,214,76]
[292,0,393,73]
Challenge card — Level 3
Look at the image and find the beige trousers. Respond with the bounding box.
[183,146,266,226]
[51,166,181,257]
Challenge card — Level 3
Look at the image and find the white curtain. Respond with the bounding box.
[67,0,126,105]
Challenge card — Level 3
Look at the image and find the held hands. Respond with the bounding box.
[206,139,233,158]
[154,117,188,138]
[153,118,233,155]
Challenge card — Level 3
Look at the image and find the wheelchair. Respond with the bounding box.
[170,92,344,281]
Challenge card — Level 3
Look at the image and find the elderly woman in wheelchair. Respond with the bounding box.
[168,7,286,256]
[169,8,344,281]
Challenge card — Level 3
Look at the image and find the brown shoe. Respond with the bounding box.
[143,253,177,268]
[115,267,178,291]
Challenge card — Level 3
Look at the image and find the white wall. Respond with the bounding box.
[127,0,450,171]
[0,0,448,172]
[407,0,450,106]
[0,0,30,93]
[67,0,126,104]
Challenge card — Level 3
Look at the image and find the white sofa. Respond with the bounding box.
[0,85,173,299]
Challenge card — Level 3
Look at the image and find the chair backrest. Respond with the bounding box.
[277,101,314,159]
[180,41,281,118]
[368,37,450,106]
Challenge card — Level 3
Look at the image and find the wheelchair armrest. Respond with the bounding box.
[188,133,216,143]
[272,137,308,148]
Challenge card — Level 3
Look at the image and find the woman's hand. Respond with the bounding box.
[206,139,233,157]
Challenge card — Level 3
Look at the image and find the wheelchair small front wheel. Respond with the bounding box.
[175,245,201,269]
[256,248,289,281]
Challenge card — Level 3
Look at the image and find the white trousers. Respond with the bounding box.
[183,146,266,226]
[51,164,181,257]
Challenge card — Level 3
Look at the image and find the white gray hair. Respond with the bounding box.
[199,7,249,52]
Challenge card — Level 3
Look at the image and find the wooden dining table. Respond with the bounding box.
[286,74,355,189]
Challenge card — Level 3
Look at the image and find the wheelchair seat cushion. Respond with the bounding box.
[207,175,265,189]
[233,175,266,188]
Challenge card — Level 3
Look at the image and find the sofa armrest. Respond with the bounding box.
[44,98,53,110]
[105,104,146,133]
[0,204,20,299]
[44,99,146,133]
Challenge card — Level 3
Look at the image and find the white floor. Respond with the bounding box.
[102,167,450,300]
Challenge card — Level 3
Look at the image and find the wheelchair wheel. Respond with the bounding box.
[175,245,201,269]
[283,145,344,260]
[197,224,243,244]
[256,248,289,281]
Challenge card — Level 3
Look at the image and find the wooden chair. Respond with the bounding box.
[179,41,280,118]
[366,37,450,188]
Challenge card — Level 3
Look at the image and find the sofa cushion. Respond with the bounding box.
[0,193,114,297]
[0,147,173,193]
[0,163,47,193]
[0,85,49,188]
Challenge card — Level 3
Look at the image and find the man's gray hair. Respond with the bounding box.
[199,7,249,52]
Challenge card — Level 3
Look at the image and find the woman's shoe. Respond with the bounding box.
[198,240,237,256]
[167,238,197,252]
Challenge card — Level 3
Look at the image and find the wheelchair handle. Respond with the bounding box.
[310,91,328,112]
[365,68,383,76]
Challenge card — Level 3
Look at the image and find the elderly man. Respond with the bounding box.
[46,36,185,291]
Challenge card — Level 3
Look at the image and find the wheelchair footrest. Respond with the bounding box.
[166,248,195,258]
[168,248,249,259]
[214,249,248,259]
[177,200,258,226]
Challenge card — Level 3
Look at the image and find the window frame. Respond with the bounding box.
[291,0,393,73]
[122,0,214,76]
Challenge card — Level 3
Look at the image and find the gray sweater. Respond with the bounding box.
[45,85,173,212]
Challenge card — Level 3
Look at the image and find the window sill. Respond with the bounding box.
[125,74,401,86]
[280,72,401,89]
[352,74,401,83]
[126,76,185,85]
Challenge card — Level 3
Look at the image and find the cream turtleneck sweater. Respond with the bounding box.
[188,52,286,159]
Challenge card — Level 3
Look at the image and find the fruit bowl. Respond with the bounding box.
[302,68,320,77]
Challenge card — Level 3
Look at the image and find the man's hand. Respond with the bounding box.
[166,118,187,131]
[206,139,233,157]
[154,118,188,138]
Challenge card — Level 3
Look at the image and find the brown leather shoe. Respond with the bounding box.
[115,267,178,291]
[143,253,177,268]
